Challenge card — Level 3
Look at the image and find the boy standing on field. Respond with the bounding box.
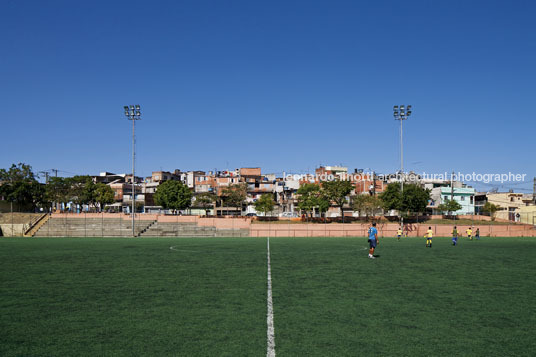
[475,228,480,240]
[397,227,402,241]
[426,226,433,248]
[368,222,379,259]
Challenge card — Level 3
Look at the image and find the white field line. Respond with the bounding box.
[169,246,201,253]
[267,237,276,357]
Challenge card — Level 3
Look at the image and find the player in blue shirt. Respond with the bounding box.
[368,222,379,259]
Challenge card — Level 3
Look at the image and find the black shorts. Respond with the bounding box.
[369,239,377,248]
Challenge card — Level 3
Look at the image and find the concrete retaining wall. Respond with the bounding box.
[250,223,536,237]
[0,224,25,237]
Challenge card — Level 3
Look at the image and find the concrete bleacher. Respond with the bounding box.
[33,217,249,237]
[140,221,249,237]
[34,217,155,237]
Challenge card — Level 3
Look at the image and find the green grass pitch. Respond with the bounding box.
[1,236,535,356]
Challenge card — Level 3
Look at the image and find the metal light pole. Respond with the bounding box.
[393,105,412,229]
[124,105,141,237]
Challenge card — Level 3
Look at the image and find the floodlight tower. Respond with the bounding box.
[393,105,412,228]
[124,105,141,237]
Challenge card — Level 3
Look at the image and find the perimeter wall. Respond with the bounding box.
[31,213,536,238]
[249,222,536,237]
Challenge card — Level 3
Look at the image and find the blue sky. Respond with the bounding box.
[1,0,534,192]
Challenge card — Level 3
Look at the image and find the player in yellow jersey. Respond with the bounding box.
[466,227,473,240]
[397,227,402,241]
[425,226,433,248]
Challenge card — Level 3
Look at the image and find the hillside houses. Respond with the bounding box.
[87,167,535,221]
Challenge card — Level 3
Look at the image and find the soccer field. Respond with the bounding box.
[1,237,535,356]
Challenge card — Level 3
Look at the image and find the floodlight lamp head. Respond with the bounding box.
[135,105,140,110]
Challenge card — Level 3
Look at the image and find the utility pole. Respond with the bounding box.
[39,171,50,184]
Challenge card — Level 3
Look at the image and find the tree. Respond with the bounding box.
[378,183,401,212]
[45,177,71,211]
[297,183,319,218]
[379,183,430,217]
[69,176,95,209]
[316,194,330,217]
[297,183,330,219]
[195,192,217,216]
[3,180,45,212]
[0,163,44,211]
[437,199,462,216]
[255,194,275,216]
[94,183,115,212]
[221,183,247,215]
[352,194,383,219]
[322,180,354,222]
[399,183,431,215]
[0,163,36,182]
[482,202,499,221]
[154,180,193,212]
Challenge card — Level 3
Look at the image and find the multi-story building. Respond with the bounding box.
[486,192,532,221]
[109,182,144,213]
[90,172,145,212]
[430,186,476,215]
[150,170,183,183]
[92,172,127,184]
[276,177,300,213]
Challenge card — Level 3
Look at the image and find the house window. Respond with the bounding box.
[461,196,465,201]
[470,196,473,204]
[510,197,514,202]
[444,196,448,201]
